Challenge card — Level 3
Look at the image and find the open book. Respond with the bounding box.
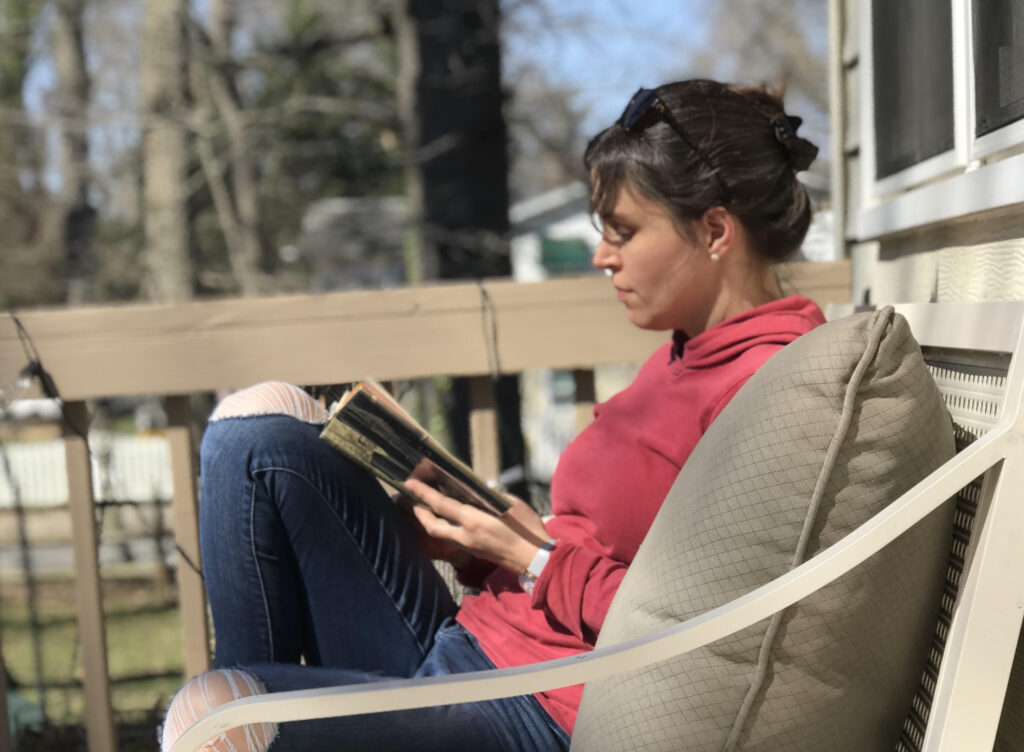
[319,381,513,516]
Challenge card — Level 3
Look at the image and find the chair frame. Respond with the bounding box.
[170,301,1024,752]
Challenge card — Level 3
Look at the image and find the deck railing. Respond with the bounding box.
[0,263,850,752]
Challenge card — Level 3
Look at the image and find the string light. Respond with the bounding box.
[0,362,38,409]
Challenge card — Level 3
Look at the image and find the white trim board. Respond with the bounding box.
[826,301,1024,353]
[855,150,1024,241]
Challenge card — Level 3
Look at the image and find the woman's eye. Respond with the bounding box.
[603,226,633,246]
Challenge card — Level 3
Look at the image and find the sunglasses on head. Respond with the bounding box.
[617,87,732,204]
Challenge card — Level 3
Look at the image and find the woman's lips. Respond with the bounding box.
[615,287,630,301]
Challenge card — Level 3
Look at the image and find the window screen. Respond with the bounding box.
[872,1,955,179]
[974,0,1024,137]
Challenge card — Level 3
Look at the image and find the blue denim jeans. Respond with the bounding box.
[199,415,570,752]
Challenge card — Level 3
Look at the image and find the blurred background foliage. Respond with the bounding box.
[0,0,827,309]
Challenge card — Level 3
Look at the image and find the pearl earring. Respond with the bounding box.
[710,252,720,261]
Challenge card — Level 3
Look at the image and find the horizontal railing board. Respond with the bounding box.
[0,263,850,402]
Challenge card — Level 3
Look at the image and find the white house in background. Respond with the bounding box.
[510,182,600,282]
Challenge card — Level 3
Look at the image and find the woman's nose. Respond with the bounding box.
[592,240,620,272]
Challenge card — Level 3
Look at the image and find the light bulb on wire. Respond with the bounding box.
[0,362,40,412]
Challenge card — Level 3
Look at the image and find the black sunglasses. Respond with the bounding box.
[617,87,732,203]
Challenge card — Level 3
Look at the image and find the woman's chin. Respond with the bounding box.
[626,310,672,332]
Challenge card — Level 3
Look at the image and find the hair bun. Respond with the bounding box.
[770,113,818,172]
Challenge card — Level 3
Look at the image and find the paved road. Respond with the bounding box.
[0,537,174,575]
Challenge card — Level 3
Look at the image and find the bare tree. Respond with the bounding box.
[0,0,65,309]
[691,0,830,149]
[52,0,96,304]
[141,0,193,302]
[188,0,264,296]
[500,0,622,167]
[505,63,587,200]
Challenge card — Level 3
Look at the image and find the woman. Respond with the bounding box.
[160,79,826,752]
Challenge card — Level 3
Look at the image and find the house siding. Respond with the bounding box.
[836,0,1024,306]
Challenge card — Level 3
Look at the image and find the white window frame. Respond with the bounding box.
[856,0,1024,240]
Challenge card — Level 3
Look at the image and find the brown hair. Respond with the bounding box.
[584,79,819,263]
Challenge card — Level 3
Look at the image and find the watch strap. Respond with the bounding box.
[518,539,556,593]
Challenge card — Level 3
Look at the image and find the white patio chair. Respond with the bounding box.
[170,301,1024,752]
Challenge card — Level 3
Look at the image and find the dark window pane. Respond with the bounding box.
[974,0,1024,137]
[872,1,955,178]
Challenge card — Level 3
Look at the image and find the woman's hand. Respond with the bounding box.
[394,493,474,569]
[403,478,551,575]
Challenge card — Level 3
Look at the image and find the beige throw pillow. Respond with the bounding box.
[571,307,956,752]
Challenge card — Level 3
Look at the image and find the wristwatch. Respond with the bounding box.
[518,539,556,594]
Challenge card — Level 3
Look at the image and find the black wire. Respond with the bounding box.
[11,310,41,363]
[6,311,204,579]
[93,499,203,577]
[8,311,90,442]
[475,281,533,496]
[477,280,503,378]
[175,545,203,577]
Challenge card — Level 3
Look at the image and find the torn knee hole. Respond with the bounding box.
[160,668,277,752]
[210,381,329,424]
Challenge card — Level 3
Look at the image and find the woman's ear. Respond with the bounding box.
[700,207,736,260]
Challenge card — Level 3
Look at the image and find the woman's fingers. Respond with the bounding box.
[501,499,551,548]
[404,479,468,523]
[399,490,474,566]
[403,478,545,574]
[410,498,454,534]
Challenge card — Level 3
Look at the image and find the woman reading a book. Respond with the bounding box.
[161,79,826,752]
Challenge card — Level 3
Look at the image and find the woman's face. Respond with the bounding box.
[592,186,719,334]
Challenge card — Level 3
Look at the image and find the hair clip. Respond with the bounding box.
[771,113,803,145]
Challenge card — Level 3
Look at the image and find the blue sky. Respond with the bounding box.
[504,0,712,133]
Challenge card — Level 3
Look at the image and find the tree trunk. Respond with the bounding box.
[393,0,528,498]
[141,0,193,302]
[52,0,95,304]
[191,0,263,296]
[391,1,430,283]
[406,0,512,279]
[0,0,62,308]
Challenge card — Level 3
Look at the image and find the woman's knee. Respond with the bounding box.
[160,668,277,752]
[210,382,329,424]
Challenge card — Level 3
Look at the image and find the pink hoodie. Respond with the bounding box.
[456,295,826,734]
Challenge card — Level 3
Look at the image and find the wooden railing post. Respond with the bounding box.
[165,396,211,680]
[572,369,596,435]
[63,401,117,752]
[468,376,501,484]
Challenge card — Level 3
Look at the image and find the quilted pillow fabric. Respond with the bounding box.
[571,307,956,751]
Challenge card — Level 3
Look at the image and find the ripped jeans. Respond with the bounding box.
[161,383,569,752]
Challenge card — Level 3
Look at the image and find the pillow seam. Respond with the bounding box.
[721,306,895,751]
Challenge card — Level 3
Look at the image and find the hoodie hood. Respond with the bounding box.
[670,295,826,372]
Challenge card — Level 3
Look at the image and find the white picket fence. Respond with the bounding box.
[0,432,173,508]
